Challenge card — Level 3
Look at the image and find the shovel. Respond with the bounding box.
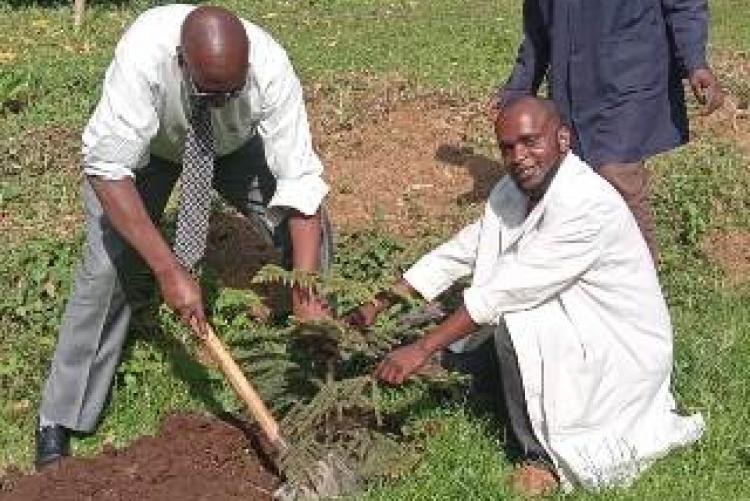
[192,321,358,500]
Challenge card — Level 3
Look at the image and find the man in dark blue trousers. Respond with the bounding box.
[492,0,723,260]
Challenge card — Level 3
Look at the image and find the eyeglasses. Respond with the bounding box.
[177,47,244,108]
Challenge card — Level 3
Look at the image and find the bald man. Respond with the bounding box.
[347,98,703,494]
[36,5,332,469]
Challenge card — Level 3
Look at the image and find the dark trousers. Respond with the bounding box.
[442,329,554,470]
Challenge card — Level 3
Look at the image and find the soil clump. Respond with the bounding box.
[0,413,279,501]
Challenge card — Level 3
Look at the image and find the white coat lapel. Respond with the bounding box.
[498,152,577,254]
[495,182,527,255]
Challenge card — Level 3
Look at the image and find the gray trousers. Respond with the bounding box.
[40,136,332,432]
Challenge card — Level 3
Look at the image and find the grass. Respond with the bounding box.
[1,1,750,500]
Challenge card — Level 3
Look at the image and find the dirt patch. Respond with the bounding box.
[319,90,503,237]
[702,230,750,286]
[204,210,289,317]
[205,210,281,288]
[0,413,279,501]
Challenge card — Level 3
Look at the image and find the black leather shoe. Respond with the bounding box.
[35,424,70,471]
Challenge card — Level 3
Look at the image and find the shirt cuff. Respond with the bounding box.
[463,286,497,325]
[82,162,135,180]
[402,261,451,302]
[268,174,329,218]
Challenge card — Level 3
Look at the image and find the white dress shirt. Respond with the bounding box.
[81,4,328,219]
[404,153,704,488]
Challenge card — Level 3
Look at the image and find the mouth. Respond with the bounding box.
[515,165,538,183]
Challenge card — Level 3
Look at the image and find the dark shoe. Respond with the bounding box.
[35,425,70,471]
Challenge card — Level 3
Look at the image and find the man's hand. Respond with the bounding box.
[344,280,417,330]
[373,342,432,385]
[156,265,207,335]
[343,299,385,330]
[291,285,331,322]
[689,67,724,116]
[374,304,478,385]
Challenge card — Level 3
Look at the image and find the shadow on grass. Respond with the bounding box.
[434,144,504,206]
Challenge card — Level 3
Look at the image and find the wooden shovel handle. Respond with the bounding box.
[193,321,284,449]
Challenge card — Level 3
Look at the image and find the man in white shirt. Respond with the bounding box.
[36,5,332,469]
[347,97,703,495]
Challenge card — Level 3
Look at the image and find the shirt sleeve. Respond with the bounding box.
[661,0,709,75]
[403,219,482,301]
[463,206,603,325]
[81,43,159,180]
[257,52,329,222]
[499,0,551,104]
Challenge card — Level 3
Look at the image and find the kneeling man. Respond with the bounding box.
[347,97,703,493]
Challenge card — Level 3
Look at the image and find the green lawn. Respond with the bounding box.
[1,1,749,500]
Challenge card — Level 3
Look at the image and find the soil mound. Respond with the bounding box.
[0,413,279,501]
[702,230,750,286]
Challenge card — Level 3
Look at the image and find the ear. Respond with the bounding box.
[557,125,571,153]
[176,46,185,66]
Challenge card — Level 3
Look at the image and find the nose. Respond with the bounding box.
[510,142,528,164]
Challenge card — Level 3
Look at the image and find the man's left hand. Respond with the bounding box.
[689,67,724,116]
[374,342,432,385]
[291,286,331,322]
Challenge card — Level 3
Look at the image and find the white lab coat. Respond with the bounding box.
[403,153,703,489]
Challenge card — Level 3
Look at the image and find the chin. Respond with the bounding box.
[519,179,541,192]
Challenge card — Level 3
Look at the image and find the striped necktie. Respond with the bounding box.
[173,101,215,271]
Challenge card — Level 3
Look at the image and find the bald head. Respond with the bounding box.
[497,96,562,132]
[180,6,248,94]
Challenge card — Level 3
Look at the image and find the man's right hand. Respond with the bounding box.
[344,280,417,330]
[689,67,724,116]
[344,300,385,329]
[156,265,207,335]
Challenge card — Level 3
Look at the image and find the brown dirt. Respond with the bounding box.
[692,51,750,283]
[204,210,289,318]
[701,230,750,286]
[697,50,750,156]
[313,89,503,237]
[202,85,502,305]
[0,413,279,501]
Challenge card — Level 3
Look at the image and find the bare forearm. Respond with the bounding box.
[415,304,478,354]
[88,176,179,276]
[288,209,322,273]
[287,208,329,317]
